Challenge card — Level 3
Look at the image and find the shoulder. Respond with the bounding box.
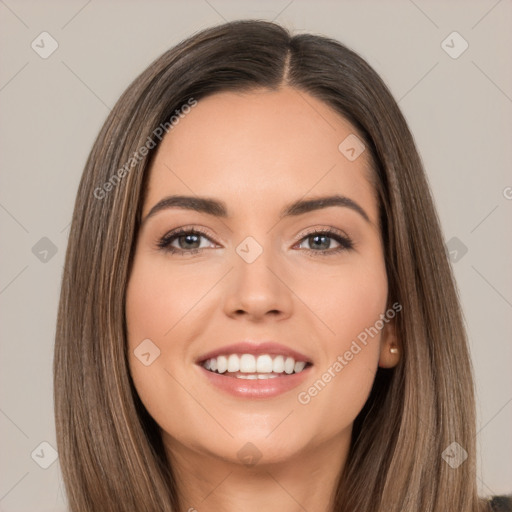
[489,495,512,512]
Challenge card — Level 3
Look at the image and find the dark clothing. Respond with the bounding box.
[489,495,512,511]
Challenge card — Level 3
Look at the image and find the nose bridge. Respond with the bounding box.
[223,232,293,318]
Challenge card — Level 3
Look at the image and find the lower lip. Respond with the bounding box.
[196,364,313,399]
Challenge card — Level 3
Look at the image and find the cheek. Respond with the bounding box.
[294,255,388,423]
[309,255,388,351]
[125,259,196,430]
[125,256,205,347]
[126,269,165,354]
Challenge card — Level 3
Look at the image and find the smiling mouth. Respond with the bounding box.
[197,353,314,398]
[198,353,313,378]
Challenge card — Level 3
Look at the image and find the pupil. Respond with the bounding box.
[311,235,329,250]
[181,234,200,249]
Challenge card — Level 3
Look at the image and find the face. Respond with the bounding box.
[125,86,398,468]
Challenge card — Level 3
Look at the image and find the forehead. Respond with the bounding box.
[142,87,377,222]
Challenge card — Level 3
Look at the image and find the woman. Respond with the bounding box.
[53,19,511,511]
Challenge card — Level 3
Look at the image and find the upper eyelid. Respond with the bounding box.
[161,226,218,244]
[298,225,351,239]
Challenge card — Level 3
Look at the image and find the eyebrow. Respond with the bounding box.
[141,194,371,225]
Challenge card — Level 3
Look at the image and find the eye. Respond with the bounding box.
[156,226,354,256]
[295,228,354,256]
[157,227,217,255]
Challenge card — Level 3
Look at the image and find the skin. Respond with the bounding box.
[125,86,400,512]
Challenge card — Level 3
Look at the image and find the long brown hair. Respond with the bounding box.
[54,19,492,511]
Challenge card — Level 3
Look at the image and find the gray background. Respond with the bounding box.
[1,0,511,510]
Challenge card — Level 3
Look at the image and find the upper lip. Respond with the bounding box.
[195,341,313,364]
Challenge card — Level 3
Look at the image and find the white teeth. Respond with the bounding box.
[239,354,256,373]
[284,356,295,374]
[201,353,310,375]
[217,355,227,373]
[235,373,279,379]
[227,354,239,372]
[272,355,284,373]
[294,361,306,373]
[256,355,273,373]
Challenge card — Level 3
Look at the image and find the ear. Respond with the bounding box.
[378,317,400,369]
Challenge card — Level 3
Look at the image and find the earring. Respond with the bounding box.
[389,346,399,354]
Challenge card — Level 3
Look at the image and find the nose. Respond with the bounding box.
[223,244,294,322]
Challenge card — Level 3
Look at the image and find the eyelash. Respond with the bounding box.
[156,226,354,257]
